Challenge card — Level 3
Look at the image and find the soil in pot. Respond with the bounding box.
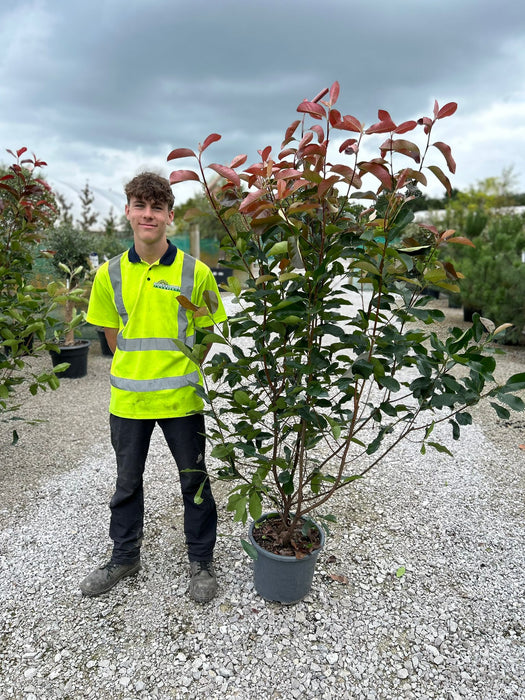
[251,515,322,557]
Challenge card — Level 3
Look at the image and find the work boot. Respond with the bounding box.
[189,561,217,603]
[80,560,141,597]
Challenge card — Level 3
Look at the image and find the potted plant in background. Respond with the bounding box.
[45,224,94,378]
[167,82,525,603]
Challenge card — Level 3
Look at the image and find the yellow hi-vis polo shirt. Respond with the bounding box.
[86,241,228,419]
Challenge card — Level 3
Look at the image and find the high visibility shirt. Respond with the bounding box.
[86,241,228,419]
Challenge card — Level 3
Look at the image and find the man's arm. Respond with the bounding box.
[103,327,118,354]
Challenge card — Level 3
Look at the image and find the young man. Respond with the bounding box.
[81,172,227,602]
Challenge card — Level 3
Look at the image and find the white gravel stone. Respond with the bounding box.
[1,297,525,699]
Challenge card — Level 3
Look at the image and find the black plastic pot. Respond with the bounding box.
[463,306,482,323]
[248,514,325,604]
[96,329,113,356]
[49,340,91,378]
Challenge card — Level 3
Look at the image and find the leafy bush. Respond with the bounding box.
[167,83,525,548]
[0,148,68,441]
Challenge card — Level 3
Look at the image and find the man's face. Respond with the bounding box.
[125,197,174,246]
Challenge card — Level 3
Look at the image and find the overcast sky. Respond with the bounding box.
[2,0,525,220]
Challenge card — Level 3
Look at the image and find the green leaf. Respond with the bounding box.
[211,443,235,460]
[173,339,203,365]
[233,390,253,406]
[396,566,406,578]
[241,539,258,560]
[499,372,525,393]
[427,441,453,457]
[498,393,525,412]
[248,491,263,521]
[52,362,70,374]
[227,275,243,298]
[326,416,341,439]
[490,402,510,420]
[202,289,219,314]
[267,241,288,257]
[193,479,206,505]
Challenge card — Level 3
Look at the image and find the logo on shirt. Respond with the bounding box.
[153,280,181,292]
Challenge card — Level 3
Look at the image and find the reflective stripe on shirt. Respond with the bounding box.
[110,370,200,392]
[107,250,197,352]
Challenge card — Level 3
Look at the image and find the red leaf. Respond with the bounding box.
[318,175,341,198]
[17,147,28,158]
[359,161,393,190]
[259,146,272,162]
[169,169,200,184]
[310,124,325,143]
[365,117,397,134]
[427,165,452,195]
[244,163,265,176]
[297,100,326,120]
[433,100,440,118]
[282,120,301,146]
[230,154,248,169]
[401,168,428,186]
[433,141,456,174]
[329,81,340,106]
[239,188,265,213]
[378,109,392,121]
[331,164,357,181]
[394,120,417,134]
[301,143,326,157]
[329,109,341,127]
[311,87,329,104]
[335,114,362,132]
[437,102,458,119]
[339,138,358,154]
[418,222,439,236]
[298,132,313,151]
[199,133,221,153]
[417,116,433,134]
[167,147,197,161]
[380,138,421,163]
[446,236,476,248]
[275,168,302,180]
[208,163,241,186]
[278,148,297,159]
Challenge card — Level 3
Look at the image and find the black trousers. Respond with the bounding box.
[108,414,217,564]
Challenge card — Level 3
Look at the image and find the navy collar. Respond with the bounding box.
[127,240,178,265]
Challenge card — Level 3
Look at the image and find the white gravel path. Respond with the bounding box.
[0,297,524,700]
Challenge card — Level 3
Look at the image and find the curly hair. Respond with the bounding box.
[124,172,175,211]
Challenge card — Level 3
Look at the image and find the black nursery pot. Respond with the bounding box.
[96,329,113,356]
[49,340,91,379]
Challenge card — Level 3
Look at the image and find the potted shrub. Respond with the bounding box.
[167,83,525,603]
[45,224,94,377]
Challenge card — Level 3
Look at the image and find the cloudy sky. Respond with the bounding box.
[1,0,525,220]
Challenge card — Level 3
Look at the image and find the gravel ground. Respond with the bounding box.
[1,296,524,700]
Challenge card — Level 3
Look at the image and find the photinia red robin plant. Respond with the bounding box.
[0,148,73,442]
[167,82,525,556]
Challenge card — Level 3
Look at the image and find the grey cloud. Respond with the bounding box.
[1,0,525,202]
